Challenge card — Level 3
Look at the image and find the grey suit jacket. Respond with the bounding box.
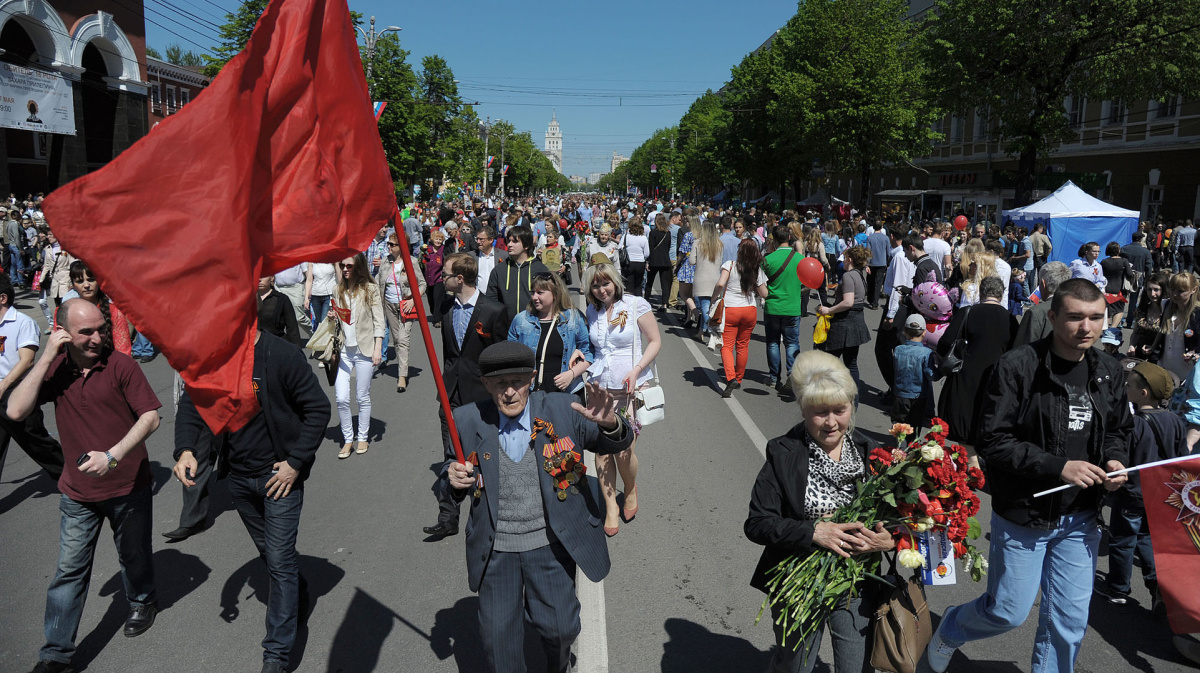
[453,390,633,592]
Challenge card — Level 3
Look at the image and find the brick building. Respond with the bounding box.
[0,0,149,197]
[146,56,208,126]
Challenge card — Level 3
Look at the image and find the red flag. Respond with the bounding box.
[41,0,394,434]
[1144,456,1200,633]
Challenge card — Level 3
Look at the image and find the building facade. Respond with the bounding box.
[146,57,208,126]
[542,110,562,173]
[0,0,149,197]
[611,152,627,173]
[587,171,604,184]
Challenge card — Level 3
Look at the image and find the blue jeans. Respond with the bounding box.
[227,473,304,666]
[9,243,23,285]
[764,313,800,382]
[1105,490,1156,595]
[309,294,331,326]
[41,488,156,664]
[940,511,1101,673]
[697,297,712,335]
[131,332,156,358]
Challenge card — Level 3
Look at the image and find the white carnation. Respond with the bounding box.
[920,443,944,462]
[898,548,925,569]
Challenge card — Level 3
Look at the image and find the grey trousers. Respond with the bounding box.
[382,300,414,378]
[275,282,312,333]
[479,542,580,673]
[768,594,873,673]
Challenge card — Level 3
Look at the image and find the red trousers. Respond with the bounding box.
[721,305,757,383]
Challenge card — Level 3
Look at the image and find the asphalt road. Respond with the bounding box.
[0,287,1194,673]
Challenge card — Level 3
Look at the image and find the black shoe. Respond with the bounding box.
[162,523,206,541]
[1094,581,1128,605]
[721,380,740,398]
[261,663,285,673]
[124,603,157,637]
[30,661,73,673]
[423,520,458,537]
[776,379,791,395]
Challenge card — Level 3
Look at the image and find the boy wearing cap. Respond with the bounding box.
[891,314,938,430]
[1097,361,1189,606]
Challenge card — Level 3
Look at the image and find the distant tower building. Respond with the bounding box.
[542,111,563,173]
[611,152,629,173]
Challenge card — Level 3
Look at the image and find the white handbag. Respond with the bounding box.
[631,317,665,426]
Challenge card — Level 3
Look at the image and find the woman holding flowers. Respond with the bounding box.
[746,350,894,673]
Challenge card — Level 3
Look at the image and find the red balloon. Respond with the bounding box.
[796,257,825,290]
[953,215,969,230]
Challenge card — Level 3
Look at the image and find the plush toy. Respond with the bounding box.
[912,276,954,349]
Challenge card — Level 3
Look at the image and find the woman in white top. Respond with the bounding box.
[587,225,621,271]
[621,217,651,295]
[307,261,338,325]
[710,238,768,397]
[374,233,426,392]
[584,261,661,536]
[332,253,386,458]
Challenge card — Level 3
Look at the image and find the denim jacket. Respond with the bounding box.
[892,339,936,400]
[507,308,594,393]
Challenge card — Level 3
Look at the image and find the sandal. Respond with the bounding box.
[621,485,639,523]
[338,443,353,459]
[355,441,369,455]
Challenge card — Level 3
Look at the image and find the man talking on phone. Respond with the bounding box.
[172,306,329,673]
[8,299,162,673]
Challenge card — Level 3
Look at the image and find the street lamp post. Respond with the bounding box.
[357,16,401,99]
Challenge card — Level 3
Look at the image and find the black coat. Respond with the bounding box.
[745,425,872,593]
[258,289,301,347]
[173,331,330,480]
[977,337,1132,529]
[483,256,550,314]
[439,291,511,407]
[647,229,672,268]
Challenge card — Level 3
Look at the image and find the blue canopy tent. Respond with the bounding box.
[1003,181,1139,264]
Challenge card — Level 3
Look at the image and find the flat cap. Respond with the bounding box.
[479,341,536,377]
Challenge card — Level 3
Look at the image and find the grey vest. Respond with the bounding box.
[494,445,551,552]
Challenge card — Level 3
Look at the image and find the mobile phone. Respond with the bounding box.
[185,468,194,481]
[76,454,89,466]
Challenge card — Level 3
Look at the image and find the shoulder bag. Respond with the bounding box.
[766,249,797,285]
[870,553,933,673]
[938,305,972,376]
[630,306,665,426]
[390,261,418,320]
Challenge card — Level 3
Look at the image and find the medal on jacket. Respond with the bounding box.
[533,417,585,501]
[467,451,483,498]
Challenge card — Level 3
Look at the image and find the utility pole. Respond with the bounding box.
[499,135,507,198]
[357,16,401,99]
[482,116,491,198]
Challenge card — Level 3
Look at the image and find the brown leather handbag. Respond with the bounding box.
[870,555,932,673]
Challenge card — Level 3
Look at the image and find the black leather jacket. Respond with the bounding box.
[977,337,1132,529]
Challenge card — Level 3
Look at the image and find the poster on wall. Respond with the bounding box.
[0,63,76,135]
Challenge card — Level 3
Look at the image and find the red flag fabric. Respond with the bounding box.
[1143,456,1200,634]
[41,0,394,434]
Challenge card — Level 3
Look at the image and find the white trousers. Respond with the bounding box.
[336,345,374,442]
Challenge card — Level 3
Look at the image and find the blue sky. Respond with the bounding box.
[145,0,799,177]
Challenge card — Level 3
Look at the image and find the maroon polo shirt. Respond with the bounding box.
[39,348,162,502]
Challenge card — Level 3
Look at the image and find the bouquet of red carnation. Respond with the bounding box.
[758,418,987,648]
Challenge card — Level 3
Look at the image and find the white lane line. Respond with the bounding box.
[677,331,770,458]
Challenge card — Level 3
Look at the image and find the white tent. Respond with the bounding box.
[1002,181,1139,264]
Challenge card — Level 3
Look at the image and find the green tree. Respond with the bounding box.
[717,47,796,198]
[165,43,205,67]
[677,91,732,196]
[625,127,680,197]
[369,33,425,187]
[924,0,1200,205]
[203,0,268,77]
[771,0,938,209]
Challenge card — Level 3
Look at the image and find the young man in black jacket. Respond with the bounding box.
[484,225,548,316]
[927,278,1132,673]
[172,328,330,673]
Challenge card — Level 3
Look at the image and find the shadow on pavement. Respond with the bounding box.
[219,554,345,671]
[0,468,58,516]
[660,617,771,673]
[1088,598,1182,672]
[72,548,210,671]
[682,366,718,393]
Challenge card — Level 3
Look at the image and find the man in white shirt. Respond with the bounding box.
[0,274,62,486]
[923,225,953,277]
[873,228,913,401]
[274,263,313,334]
[475,226,505,291]
[989,239,1013,290]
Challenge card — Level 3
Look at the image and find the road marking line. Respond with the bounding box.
[678,330,770,458]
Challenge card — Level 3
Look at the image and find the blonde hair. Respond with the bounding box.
[528,270,573,315]
[430,229,446,245]
[958,238,985,278]
[582,262,625,309]
[790,350,857,427]
[1163,272,1200,334]
[696,220,722,262]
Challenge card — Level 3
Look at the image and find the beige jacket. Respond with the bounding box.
[40,245,75,298]
[333,282,386,357]
[373,255,426,309]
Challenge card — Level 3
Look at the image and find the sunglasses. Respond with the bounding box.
[386,242,400,247]
[533,272,555,282]
[339,263,355,269]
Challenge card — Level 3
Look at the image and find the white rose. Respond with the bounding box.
[911,517,935,533]
[898,548,925,569]
[920,443,944,462]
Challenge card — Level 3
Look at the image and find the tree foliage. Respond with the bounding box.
[677,91,732,195]
[923,0,1200,204]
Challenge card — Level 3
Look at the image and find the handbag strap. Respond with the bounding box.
[766,249,797,284]
[629,299,660,385]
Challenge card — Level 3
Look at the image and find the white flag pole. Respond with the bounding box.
[1033,453,1200,499]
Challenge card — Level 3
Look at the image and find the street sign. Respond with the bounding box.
[487,168,494,180]
[650,163,657,173]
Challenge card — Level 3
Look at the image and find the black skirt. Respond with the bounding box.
[823,307,871,350]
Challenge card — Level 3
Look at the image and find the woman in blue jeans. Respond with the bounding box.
[691,220,723,342]
[507,271,593,393]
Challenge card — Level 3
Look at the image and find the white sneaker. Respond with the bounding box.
[927,609,957,673]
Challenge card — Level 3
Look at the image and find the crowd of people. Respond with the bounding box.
[3,188,1200,673]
